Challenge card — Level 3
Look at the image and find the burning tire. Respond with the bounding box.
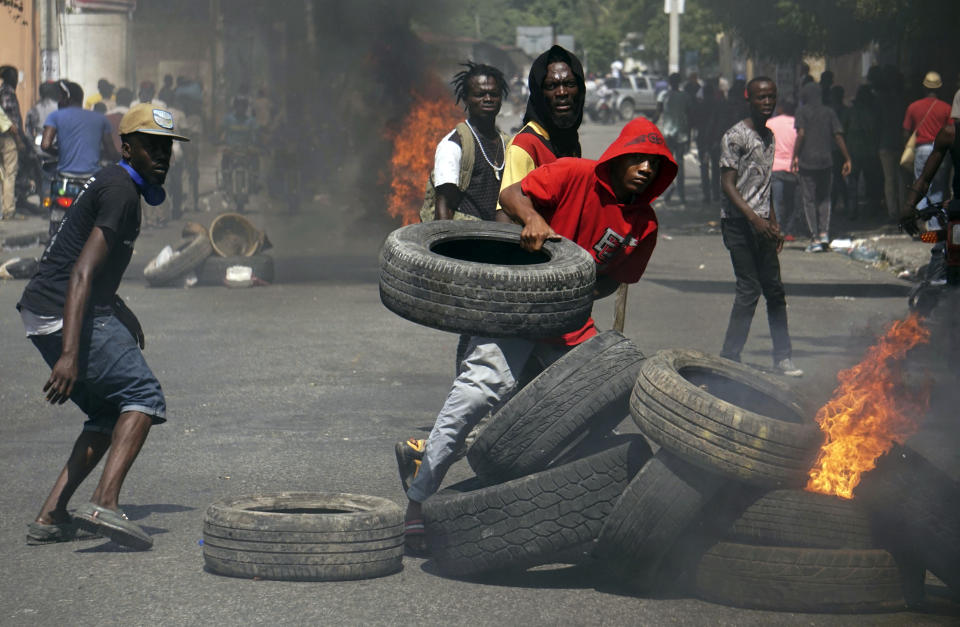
[143,234,213,286]
[466,331,645,482]
[423,437,651,577]
[857,445,960,597]
[630,349,820,486]
[378,221,595,338]
[694,542,922,613]
[202,492,404,581]
[592,449,725,587]
[724,489,874,550]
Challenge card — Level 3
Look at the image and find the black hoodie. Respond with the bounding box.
[522,45,586,159]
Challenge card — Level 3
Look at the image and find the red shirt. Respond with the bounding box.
[903,97,951,144]
[520,117,677,345]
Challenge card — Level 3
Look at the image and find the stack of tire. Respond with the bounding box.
[379,222,939,613]
[143,214,274,287]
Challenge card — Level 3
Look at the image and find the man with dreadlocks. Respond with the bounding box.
[398,62,513,539]
[420,61,511,222]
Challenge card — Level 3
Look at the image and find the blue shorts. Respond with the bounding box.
[30,313,167,434]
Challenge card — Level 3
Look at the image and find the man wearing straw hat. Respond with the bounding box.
[903,71,952,212]
[17,103,188,550]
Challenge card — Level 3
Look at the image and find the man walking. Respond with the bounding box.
[1,65,26,219]
[767,99,801,239]
[719,77,802,377]
[657,72,691,203]
[792,81,851,252]
[400,117,677,554]
[18,103,189,549]
[903,71,952,212]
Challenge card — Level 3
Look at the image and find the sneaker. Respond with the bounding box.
[73,503,153,550]
[774,358,804,377]
[804,242,824,253]
[818,233,830,245]
[395,438,425,493]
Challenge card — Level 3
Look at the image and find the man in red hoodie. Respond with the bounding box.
[401,117,676,553]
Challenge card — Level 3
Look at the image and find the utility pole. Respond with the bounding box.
[666,0,682,75]
[38,0,60,81]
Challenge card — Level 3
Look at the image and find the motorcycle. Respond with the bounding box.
[219,147,258,213]
[901,200,960,316]
[47,171,94,239]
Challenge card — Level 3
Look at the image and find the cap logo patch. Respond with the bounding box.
[152,109,174,129]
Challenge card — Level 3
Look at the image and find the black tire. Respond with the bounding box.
[618,99,635,120]
[631,349,820,486]
[143,235,213,286]
[196,253,274,286]
[202,492,404,581]
[695,542,921,613]
[725,489,874,550]
[857,445,960,596]
[467,331,645,481]
[423,437,652,577]
[592,449,725,587]
[379,221,595,338]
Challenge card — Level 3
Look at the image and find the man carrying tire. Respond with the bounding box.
[396,50,588,504]
[17,103,189,549]
[400,116,677,554]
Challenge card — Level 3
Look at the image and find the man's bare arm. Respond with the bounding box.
[434,183,460,220]
[833,133,852,177]
[498,182,558,252]
[720,168,778,240]
[40,125,56,153]
[44,227,110,404]
[903,123,955,216]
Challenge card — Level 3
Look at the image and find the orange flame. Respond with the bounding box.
[805,313,931,499]
[386,80,464,225]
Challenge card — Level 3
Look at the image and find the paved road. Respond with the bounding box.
[0,120,957,625]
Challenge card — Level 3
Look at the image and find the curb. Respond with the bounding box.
[1,229,47,250]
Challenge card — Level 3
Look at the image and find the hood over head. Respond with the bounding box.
[595,117,678,204]
[524,45,585,158]
[800,81,823,107]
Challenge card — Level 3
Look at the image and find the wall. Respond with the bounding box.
[60,11,132,102]
[1,0,38,120]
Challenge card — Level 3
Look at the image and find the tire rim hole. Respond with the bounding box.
[431,239,550,265]
[678,366,804,424]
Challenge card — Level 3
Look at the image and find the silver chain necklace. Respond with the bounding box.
[464,119,505,180]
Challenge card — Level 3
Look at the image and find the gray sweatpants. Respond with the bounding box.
[799,167,832,240]
[406,336,569,503]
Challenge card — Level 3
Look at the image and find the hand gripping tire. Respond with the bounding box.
[423,437,652,577]
[467,331,645,482]
[694,542,923,613]
[379,221,595,338]
[143,234,213,286]
[202,492,404,581]
[630,349,821,486]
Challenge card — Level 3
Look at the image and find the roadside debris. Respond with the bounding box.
[0,257,39,280]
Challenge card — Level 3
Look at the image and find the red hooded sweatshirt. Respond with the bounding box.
[520,117,678,345]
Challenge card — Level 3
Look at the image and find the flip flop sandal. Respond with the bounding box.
[26,518,99,545]
[404,518,429,556]
[74,503,153,550]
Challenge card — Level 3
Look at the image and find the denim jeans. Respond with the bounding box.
[771,170,801,236]
[719,218,793,363]
[29,313,166,434]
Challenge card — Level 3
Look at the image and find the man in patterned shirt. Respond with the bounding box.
[718,77,802,377]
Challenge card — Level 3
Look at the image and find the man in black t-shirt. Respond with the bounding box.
[17,103,189,549]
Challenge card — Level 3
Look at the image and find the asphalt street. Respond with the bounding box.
[0,119,958,625]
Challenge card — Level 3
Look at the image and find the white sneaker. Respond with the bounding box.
[774,358,804,377]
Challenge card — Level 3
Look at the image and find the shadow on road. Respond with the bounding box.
[647,278,911,298]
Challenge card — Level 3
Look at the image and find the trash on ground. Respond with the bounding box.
[0,257,39,279]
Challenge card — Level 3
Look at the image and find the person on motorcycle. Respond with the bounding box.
[24,82,63,209]
[219,95,260,200]
[901,111,960,284]
[41,82,119,234]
